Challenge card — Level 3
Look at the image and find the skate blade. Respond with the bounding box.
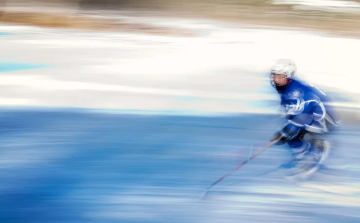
[285,165,320,181]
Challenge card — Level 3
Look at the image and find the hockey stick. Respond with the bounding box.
[201,135,281,199]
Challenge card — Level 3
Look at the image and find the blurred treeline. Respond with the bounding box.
[0,0,268,9]
[1,0,360,37]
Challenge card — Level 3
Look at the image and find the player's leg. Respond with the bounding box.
[287,132,321,178]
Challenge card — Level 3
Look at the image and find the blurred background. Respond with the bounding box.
[0,0,360,222]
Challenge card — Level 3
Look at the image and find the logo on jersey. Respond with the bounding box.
[284,88,305,115]
[287,88,304,99]
[292,90,300,98]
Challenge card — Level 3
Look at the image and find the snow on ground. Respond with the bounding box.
[0,18,359,114]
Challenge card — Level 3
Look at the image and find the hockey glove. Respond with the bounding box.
[271,131,287,145]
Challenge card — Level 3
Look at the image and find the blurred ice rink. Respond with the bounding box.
[1,6,360,223]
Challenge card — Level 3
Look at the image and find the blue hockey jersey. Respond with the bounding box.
[278,79,338,134]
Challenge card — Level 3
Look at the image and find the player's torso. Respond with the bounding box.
[281,80,317,115]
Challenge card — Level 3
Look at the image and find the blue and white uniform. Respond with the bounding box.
[278,78,338,148]
[270,59,338,177]
[278,79,337,167]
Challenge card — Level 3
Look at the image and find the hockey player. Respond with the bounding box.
[270,59,339,178]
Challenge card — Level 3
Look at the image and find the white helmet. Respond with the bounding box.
[271,59,297,78]
[270,59,297,89]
